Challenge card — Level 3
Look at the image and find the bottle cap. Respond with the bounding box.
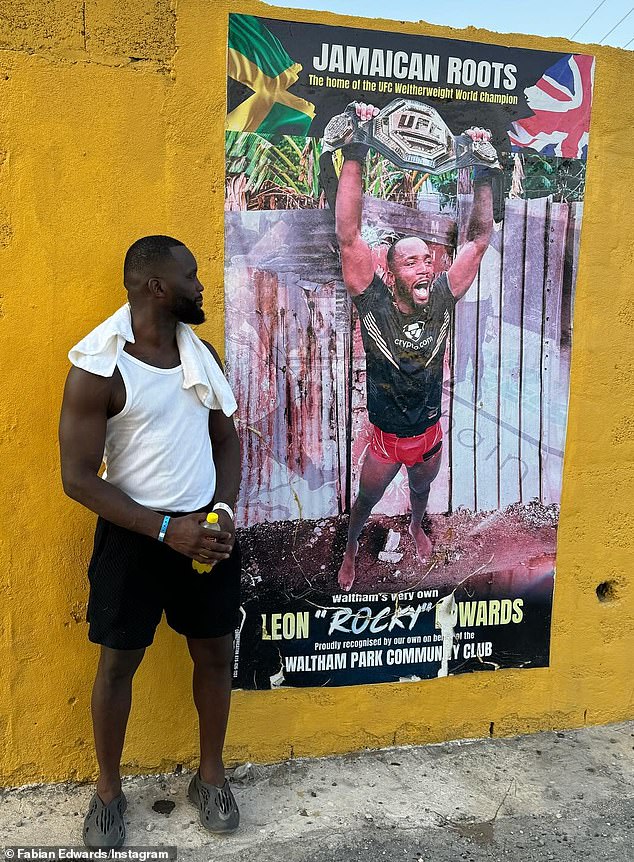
[206,512,219,524]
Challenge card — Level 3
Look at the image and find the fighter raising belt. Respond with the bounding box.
[335,102,499,592]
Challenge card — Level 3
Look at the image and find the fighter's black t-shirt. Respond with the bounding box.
[352,272,455,437]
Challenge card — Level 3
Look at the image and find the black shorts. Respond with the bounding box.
[86,517,242,650]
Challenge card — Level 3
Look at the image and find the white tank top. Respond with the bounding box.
[103,351,216,511]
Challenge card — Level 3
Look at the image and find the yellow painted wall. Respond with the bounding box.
[1,0,633,786]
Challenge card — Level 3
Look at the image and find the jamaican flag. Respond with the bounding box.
[226,14,316,135]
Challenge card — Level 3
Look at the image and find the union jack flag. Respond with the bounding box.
[509,54,595,160]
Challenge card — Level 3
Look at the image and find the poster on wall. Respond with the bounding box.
[224,13,594,688]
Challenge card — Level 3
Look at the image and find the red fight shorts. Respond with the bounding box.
[370,421,443,468]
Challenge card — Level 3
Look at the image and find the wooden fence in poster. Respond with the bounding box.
[224,196,581,527]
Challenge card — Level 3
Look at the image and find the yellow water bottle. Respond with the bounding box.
[192,512,221,573]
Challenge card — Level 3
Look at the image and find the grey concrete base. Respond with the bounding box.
[2,722,633,861]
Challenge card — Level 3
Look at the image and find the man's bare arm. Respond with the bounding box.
[334,102,379,296]
[202,341,241,540]
[335,159,374,296]
[209,409,240,540]
[447,179,494,301]
[59,366,231,563]
[447,128,498,301]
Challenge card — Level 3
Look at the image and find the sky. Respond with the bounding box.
[264,0,634,49]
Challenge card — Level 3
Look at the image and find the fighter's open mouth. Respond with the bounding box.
[413,282,430,301]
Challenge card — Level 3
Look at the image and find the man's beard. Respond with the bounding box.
[394,278,429,311]
[393,281,417,312]
[173,296,205,325]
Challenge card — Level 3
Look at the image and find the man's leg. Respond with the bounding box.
[91,646,145,803]
[406,449,443,562]
[338,450,402,591]
[187,634,234,786]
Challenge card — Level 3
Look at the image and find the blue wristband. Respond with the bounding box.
[157,515,170,542]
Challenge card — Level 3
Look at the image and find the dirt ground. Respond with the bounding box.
[237,501,558,599]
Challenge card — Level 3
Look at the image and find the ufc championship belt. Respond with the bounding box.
[319,99,504,222]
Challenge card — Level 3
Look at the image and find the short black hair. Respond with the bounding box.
[386,236,406,269]
[123,235,185,286]
[386,235,431,269]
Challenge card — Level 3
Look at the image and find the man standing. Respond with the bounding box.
[336,104,497,592]
[59,236,242,848]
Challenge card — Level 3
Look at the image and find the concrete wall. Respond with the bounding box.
[1,0,633,786]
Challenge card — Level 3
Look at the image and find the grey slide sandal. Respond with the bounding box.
[83,791,127,849]
[188,772,239,833]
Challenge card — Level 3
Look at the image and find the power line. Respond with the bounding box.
[623,34,634,46]
[571,0,609,39]
[600,6,634,42]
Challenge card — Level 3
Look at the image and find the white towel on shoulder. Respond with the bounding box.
[68,304,238,416]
